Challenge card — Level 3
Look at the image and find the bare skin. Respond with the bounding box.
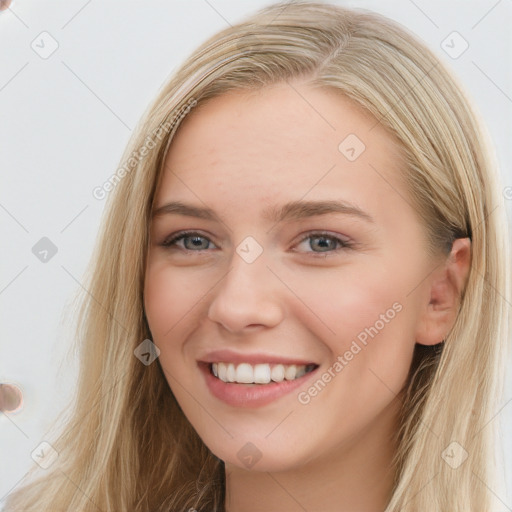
[144,79,471,511]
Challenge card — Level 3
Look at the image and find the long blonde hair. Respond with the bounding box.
[4,1,510,510]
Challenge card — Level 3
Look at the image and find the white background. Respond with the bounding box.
[1,0,511,509]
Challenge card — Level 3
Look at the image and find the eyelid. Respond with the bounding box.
[161,230,219,250]
[160,229,354,255]
[292,230,354,256]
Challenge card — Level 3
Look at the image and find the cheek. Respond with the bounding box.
[287,273,416,448]
[143,266,174,339]
[289,263,409,335]
[289,263,417,388]
[143,263,204,340]
[143,265,201,390]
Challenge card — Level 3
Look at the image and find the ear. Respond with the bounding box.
[415,237,472,346]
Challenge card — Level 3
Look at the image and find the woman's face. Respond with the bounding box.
[144,81,439,472]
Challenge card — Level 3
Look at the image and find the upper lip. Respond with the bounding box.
[199,349,318,366]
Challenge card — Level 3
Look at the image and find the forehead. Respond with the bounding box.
[155,81,410,223]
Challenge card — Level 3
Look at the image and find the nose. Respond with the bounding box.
[206,249,285,334]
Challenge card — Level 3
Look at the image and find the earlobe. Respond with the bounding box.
[415,237,472,346]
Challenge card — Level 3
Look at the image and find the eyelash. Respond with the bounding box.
[160,230,354,257]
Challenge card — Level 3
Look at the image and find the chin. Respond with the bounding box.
[207,440,311,474]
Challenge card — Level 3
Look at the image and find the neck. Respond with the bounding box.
[224,398,400,512]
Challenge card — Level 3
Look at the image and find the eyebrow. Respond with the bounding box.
[152,199,375,224]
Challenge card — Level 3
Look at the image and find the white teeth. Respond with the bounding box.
[212,362,314,384]
[218,362,227,382]
[254,364,271,384]
[284,364,297,380]
[295,366,306,378]
[271,364,285,382]
[236,363,253,383]
[226,363,236,382]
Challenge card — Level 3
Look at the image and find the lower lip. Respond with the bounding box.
[199,363,319,408]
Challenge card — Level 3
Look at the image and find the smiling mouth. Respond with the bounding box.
[210,362,318,384]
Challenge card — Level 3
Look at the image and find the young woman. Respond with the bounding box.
[4,1,510,511]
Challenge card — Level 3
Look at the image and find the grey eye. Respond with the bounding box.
[182,235,211,250]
